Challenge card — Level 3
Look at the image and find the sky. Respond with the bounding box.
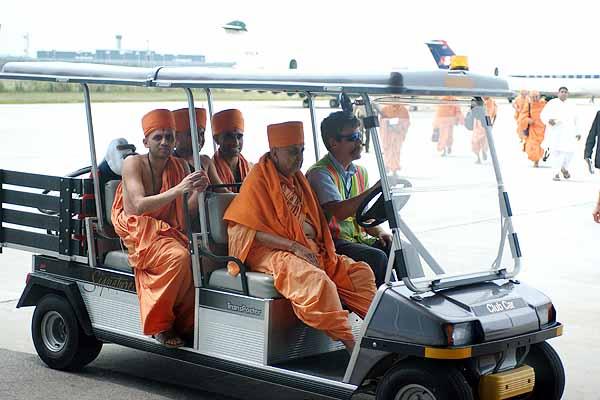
[1,0,599,74]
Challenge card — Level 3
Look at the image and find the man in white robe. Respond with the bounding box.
[540,87,581,181]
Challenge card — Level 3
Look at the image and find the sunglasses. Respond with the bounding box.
[336,131,363,143]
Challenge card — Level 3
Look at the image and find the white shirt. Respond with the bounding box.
[540,98,579,152]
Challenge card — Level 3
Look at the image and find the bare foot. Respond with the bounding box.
[153,330,184,348]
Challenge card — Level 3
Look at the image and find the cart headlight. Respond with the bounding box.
[443,322,474,346]
[536,303,556,327]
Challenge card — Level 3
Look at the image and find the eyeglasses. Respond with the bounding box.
[336,131,363,143]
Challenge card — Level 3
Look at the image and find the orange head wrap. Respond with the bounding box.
[142,109,175,137]
[212,109,244,137]
[267,121,304,149]
[172,108,207,133]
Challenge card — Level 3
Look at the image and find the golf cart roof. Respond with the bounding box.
[1,61,512,97]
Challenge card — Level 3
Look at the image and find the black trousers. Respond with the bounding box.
[333,239,393,287]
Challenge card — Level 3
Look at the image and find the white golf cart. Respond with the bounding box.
[0,62,564,400]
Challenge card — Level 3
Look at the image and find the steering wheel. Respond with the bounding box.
[356,178,412,228]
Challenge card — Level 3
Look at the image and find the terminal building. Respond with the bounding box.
[35,49,210,67]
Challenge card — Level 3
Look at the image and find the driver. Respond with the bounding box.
[224,121,375,353]
[306,111,391,287]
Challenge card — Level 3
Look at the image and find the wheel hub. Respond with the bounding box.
[394,384,436,400]
[41,311,68,352]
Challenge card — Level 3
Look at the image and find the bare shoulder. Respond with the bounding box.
[121,155,145,178]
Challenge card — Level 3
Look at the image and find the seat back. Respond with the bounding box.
[104,180,121,228]
[206,192,237,250]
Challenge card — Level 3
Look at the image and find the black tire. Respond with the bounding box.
[376,360,474,400]
[302,99,309,108]
[31,294,103,371]
[329,98,340,108]
[520,342,565,399]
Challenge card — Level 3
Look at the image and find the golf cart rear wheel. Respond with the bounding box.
[376,360,474,400]
[32,294,102,371]
[519,342,565,399]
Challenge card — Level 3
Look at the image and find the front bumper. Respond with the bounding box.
[360,323,563,360]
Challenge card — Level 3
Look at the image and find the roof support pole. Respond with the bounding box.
[205,88,217,153]
[184,88,209,250]
[306,92,320,161]
[81,83,104,235]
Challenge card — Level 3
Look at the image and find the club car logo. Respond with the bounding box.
[486,300,516,313]
[227,301,262,317]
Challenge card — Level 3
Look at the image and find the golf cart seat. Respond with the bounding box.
[102,182,280,298]
[102,179,133,274]
[204,192,281,298]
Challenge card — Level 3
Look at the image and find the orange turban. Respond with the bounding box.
[141,109,175,137]
[212,109,244,137]
[267,121,304,149]
[172,107,207,132]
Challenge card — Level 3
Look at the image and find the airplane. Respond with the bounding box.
[426,40,600,101]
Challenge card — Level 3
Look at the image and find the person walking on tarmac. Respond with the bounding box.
[513,89,529,141]
[465,97,497,164]
[517,91,547,168]
[433,96,464,157]
[540,87,581,181]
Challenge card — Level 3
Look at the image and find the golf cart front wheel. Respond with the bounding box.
[520,341,565,399]
[32,294,102,371]
[376,360,474,400]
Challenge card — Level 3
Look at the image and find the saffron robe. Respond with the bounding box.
[471,99,497,155]
[379,104,410,172]
[212,150,251,192]
[517,100,547,161]
[111,156,194,336]
[433,100,464,152]
[224,154,376,341]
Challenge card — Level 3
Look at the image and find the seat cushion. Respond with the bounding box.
[104,250,133,274]
[209,268,281,298]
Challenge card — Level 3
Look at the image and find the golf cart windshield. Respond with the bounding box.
[364,96,516,290]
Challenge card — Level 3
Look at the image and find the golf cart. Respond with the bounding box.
[0,62,564,400]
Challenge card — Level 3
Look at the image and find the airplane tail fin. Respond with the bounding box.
[426,40,455,69]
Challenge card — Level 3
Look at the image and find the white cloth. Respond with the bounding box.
[551,150,574,174]
[103,138,136,176]
[540,98,579,152]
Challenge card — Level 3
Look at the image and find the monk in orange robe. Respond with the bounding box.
[517,91,547,167]
[172,107,228,191]
[513,90,528,117]
[433,96,464,156]
[513,90,529,140]
[379,104,410,175]
[224,121,376,352]
[468,98,495,163]
[111,109,209,348]
[211,109,252,192]
[484,97,498,125]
